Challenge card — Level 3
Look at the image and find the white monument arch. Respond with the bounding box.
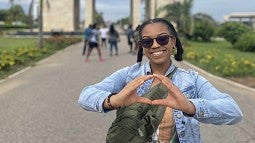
[43,0,176,32]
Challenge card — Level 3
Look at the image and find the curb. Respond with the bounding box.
[0,42,79,84]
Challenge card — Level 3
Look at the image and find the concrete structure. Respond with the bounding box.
[43,0,176,32]
[130,0,141,29]
[224,12,255,30]
[43,0,80,32]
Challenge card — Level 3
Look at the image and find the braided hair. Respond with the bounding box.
[136,18,184,63]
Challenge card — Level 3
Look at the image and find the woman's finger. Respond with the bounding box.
[136,97,152,105]
[153,74,174,90]
[151,99,168,106]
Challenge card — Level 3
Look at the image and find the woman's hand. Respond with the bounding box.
[151,74,196,115]
[110,75,153,107]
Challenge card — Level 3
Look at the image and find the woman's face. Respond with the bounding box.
[141,23,176,65]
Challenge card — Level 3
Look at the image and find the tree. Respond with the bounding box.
[193,13,217,26]
[157,0,193,38]
[28,0,35,32]
[6,4,25,25]
[38,0,44,49]
[21,0,50,48]
[0,10,8,21]
[218,22,251,45]
[192,13,216,41]
[9,0,48,49]
[192,19,215,41]
[95,11,104,26]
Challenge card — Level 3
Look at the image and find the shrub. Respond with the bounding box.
[184,42,255,77]
[217,22,251,45]
[0,36,81,79]
[192,19,215,41]
[0,50,15,70]
[234,32,255,52]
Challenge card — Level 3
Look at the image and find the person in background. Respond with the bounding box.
[82,24,92,55]
[79,18,243,142]
[108,24,120,56]
[85,23,104,62]
[99,24,109,49]
[126,24,134,53]
[133,25,140,55]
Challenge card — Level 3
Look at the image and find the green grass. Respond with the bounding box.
[0,37,37,50]
[0,36,81,79]
[189,40,254,57]
[184,40,255,77]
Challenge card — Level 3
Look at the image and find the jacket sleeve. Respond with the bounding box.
[189,74,243,125]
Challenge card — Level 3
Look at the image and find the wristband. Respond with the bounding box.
[107,93,120,110]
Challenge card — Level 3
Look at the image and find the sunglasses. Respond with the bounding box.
[139,35,173,48]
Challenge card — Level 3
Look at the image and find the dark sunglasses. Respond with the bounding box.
[139,35,173,48]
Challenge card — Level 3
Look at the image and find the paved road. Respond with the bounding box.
[0,33,254,143]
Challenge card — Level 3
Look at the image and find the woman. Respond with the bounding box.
[85,23,104,62]
[78,18,243,142]
[126,24,134,53]
[108,24,120,56]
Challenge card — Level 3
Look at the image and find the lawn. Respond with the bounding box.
[0,37,37,50]
[184,39,255,77]
[0,36,81,79]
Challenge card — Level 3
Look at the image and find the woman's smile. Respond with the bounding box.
[150,49,167,57]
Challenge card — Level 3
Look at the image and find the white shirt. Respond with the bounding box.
[100,28,109,39]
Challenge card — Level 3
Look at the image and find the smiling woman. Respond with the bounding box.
[78,18,243,143]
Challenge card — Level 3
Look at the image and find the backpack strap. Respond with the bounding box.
[143,67,177,141]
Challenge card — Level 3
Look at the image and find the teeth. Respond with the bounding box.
[152,51,163,56]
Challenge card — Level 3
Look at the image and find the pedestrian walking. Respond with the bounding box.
[108,24,120,56]
[82,24,92,55]
[133,25,140,55]
[85,23,104,62]
[126,24,134,53]
[100,24,109,49]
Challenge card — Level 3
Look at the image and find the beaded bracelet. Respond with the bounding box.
[107,93,120,110]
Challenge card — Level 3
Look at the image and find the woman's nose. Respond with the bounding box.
[151,39,160,49]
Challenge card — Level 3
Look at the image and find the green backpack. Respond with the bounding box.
[106,68,177,143]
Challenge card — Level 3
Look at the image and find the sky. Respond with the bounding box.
[0,0,255,23]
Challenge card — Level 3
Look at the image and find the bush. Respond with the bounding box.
[192,19,215,41]
[0,50,15,70]
[217,22,251,45]
[0,36,81,79]
[184,40,255,77]
[234,32,255,52]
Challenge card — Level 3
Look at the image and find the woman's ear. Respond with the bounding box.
[171,37,176,47]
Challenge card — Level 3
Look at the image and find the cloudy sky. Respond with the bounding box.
[0,0,255,23]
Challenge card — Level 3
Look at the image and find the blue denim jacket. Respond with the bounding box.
[78,62,243,143]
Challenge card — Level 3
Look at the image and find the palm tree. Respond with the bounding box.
[157,0,193,38]
[7,0,22,25]
[29,0,50,49]
[28,0,35,32]
[6,4,25,25]
[38,0,44,49]
[10,0,49,48]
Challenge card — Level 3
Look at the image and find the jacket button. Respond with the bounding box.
[177,113,182,118]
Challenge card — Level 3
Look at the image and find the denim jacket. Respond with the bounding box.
[78,62,243,143]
